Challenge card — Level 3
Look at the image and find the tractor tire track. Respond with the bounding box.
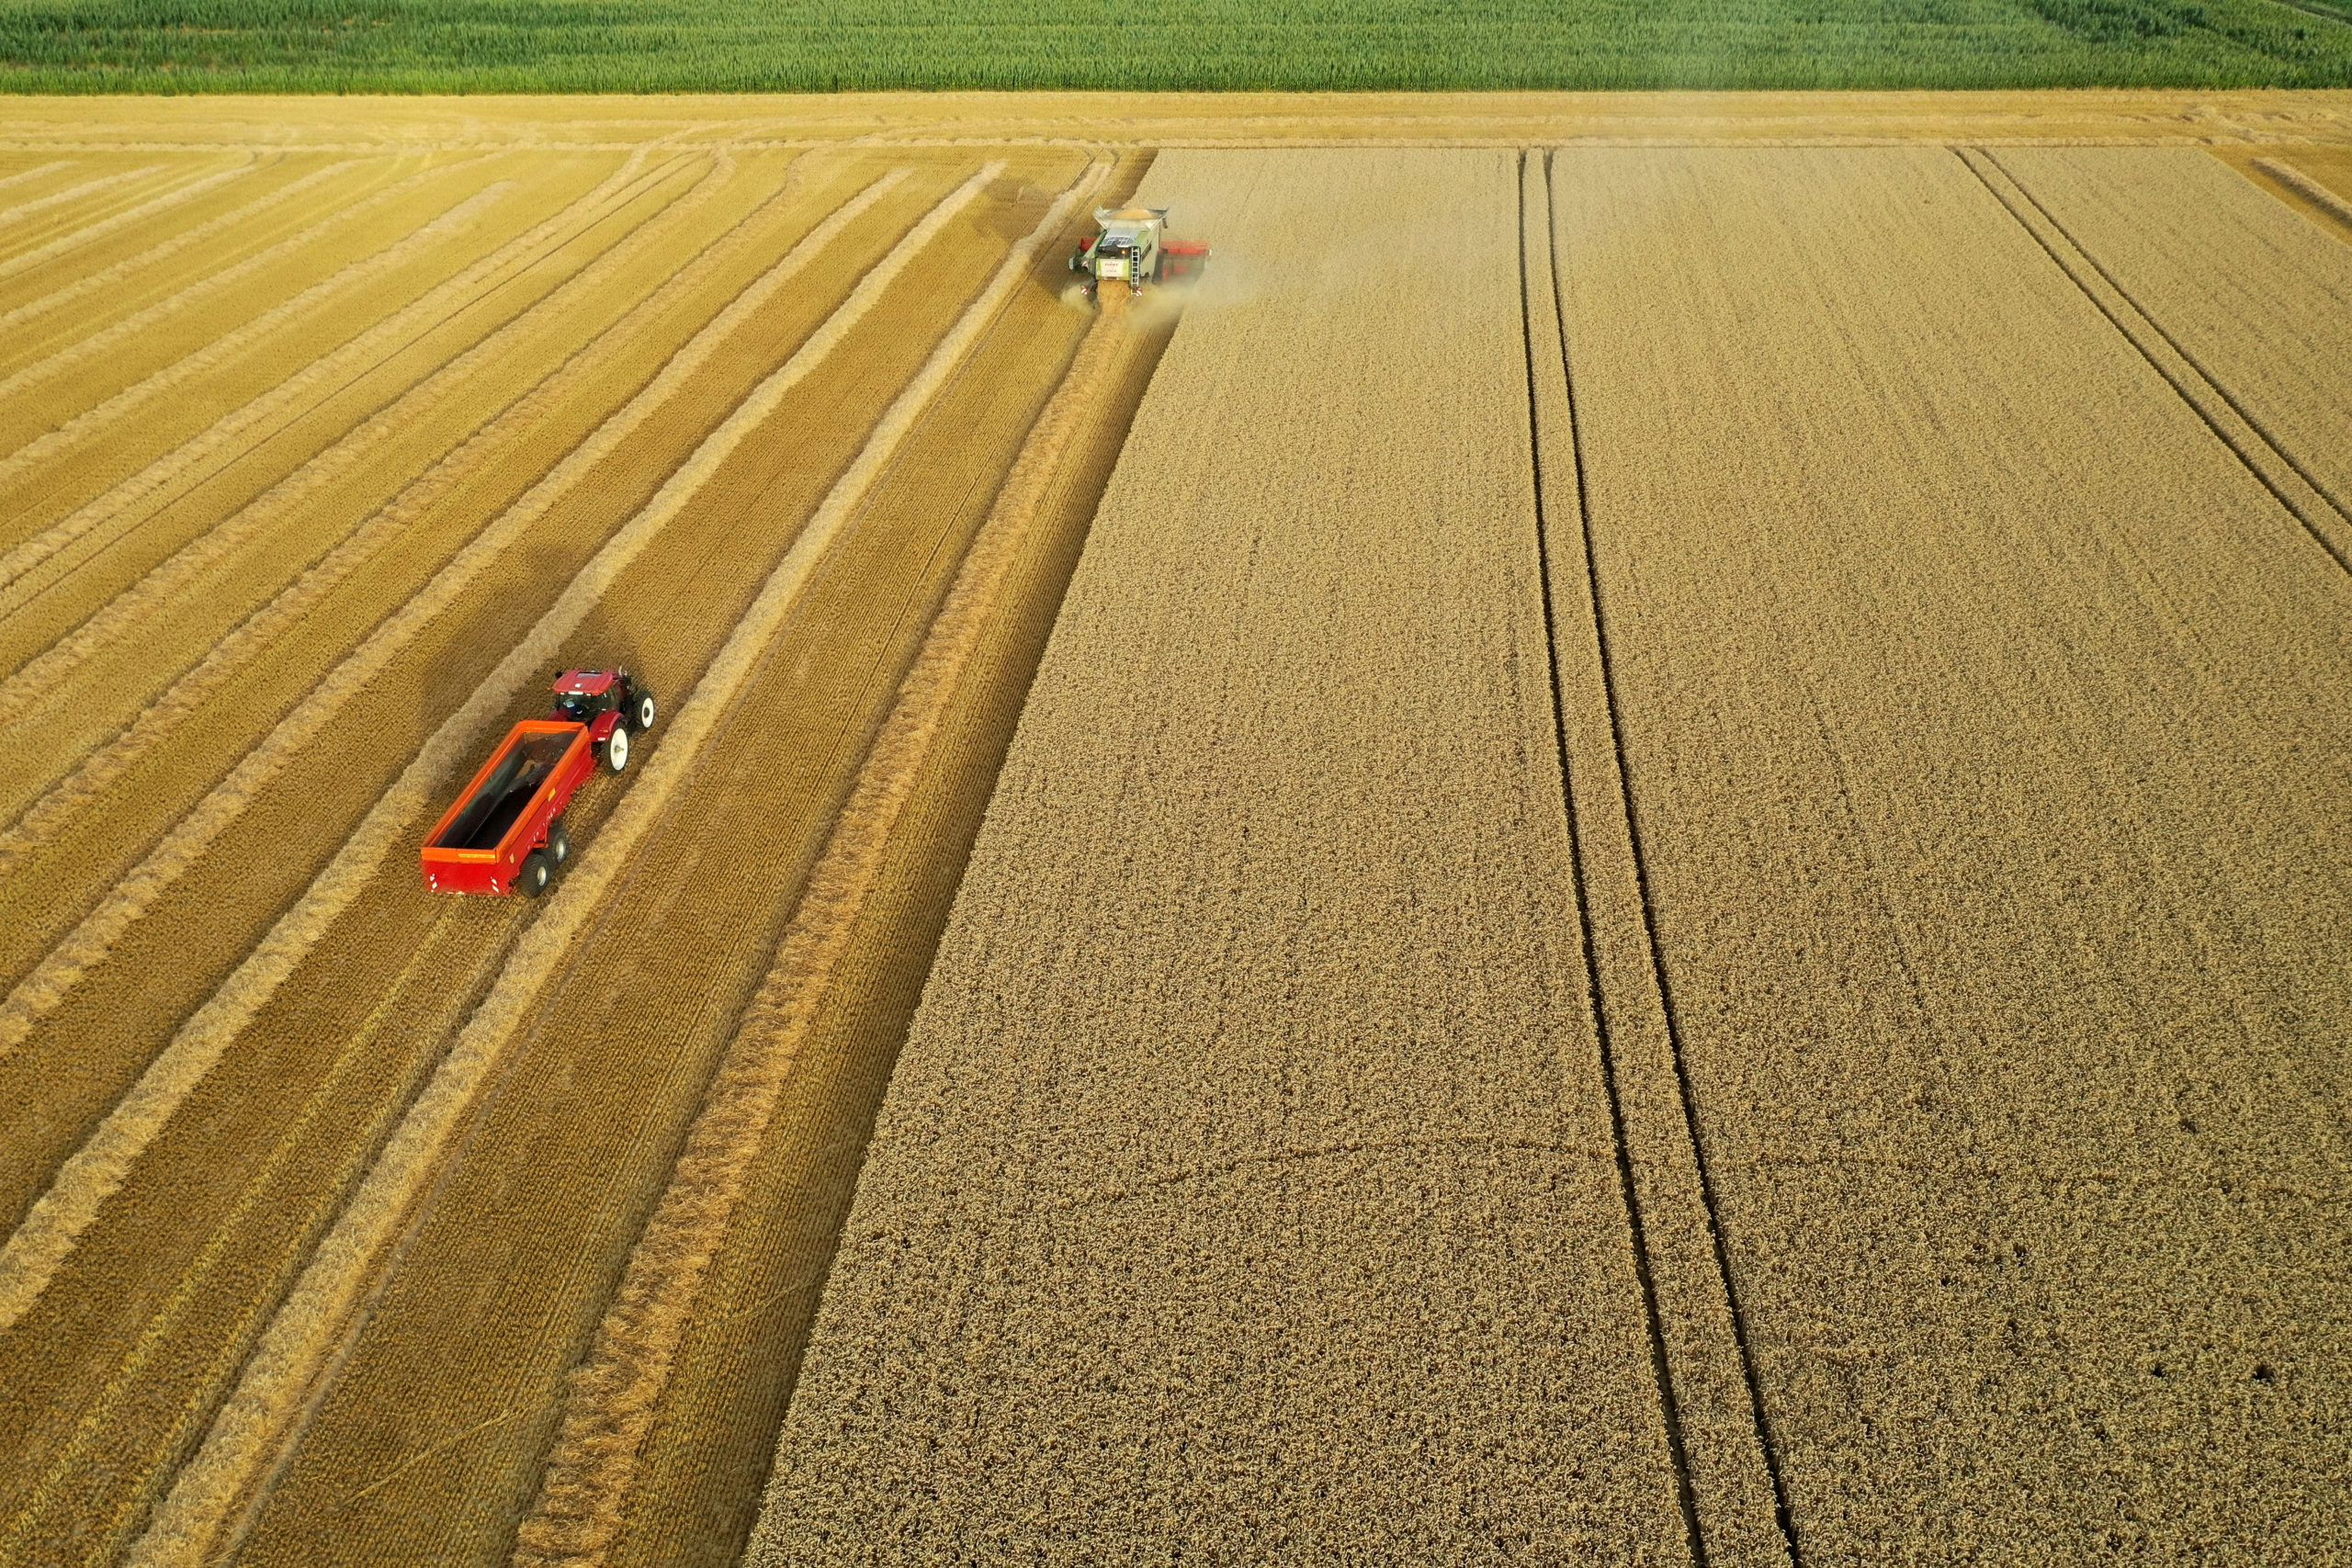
[1962,151,2350,569]
[1536,148,1800,1568]
[1980,148,2352,565]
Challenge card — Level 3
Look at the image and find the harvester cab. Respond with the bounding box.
[1069,207,1209,297]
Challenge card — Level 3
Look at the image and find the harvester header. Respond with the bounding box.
[1070,206,1209,297]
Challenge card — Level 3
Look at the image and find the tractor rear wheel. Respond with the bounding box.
[605,727,630,773]
[516,852,551,897]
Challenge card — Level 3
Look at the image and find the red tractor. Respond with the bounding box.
[547,668,657,773]
[420,669,657,897]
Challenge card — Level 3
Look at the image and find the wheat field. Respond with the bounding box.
[0,95,2346,1566]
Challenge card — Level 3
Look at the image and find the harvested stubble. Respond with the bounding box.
[205,152,1102,1568]
[0,154,378,361]
[2250,154,2352,229]
[0,154,956,1284]
[0,154,1017,1567]
[0,159,75,199]
[0,152,720,758]
[0,152,828,888]
[1995,147,2352,525]
[517,226,1158,1568]
[0,151,807,846]
[0,152,680,669]
[0,162,179,256]
[752,148,1684,1562]
[1548,144,2352,1559]
[0,152,480,402]
[0,157,254,290]
[0,152,584,545]
[0,146,832,1322]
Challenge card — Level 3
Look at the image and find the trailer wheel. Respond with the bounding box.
[516,852,552,897]
[547,821,570,867]
[631,690,657,732]
[605,727,630,773]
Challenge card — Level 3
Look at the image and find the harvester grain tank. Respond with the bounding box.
[420,669,657,897]
[1069,207,1209,297]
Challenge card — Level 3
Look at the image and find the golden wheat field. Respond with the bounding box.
[0,93,2346,1567]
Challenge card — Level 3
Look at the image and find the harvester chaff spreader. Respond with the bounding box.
[1069,207,1209,297]
[420,669,656,897]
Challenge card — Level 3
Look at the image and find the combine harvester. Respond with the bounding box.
[421,669,656,897]
[1069,207,1208,298]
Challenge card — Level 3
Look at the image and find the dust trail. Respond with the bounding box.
[0,152,732,718]
[0,150,676,592]
[0,156,481,398]
[0,164,931,1328]
[2253,156,2352,230]
[0,156,254,286]
[0,163,166,236]
[122,155,1104,1568]
[0,164,892,877]
[0,182,515,575]
[513,295,1129,1568]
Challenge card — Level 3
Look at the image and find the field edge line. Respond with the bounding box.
[119,153,1105,1568]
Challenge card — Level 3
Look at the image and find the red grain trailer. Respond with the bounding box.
[421,669,658,897]
[420,720,593,897]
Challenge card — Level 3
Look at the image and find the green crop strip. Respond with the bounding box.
[2,0,2349,92]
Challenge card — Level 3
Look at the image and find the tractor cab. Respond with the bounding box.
[547,669,659,772]
[550,669,623,726]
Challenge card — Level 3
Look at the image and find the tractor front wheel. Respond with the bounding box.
[516,851,552,897]
[632,690,657,732]
[605,727,630,773]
